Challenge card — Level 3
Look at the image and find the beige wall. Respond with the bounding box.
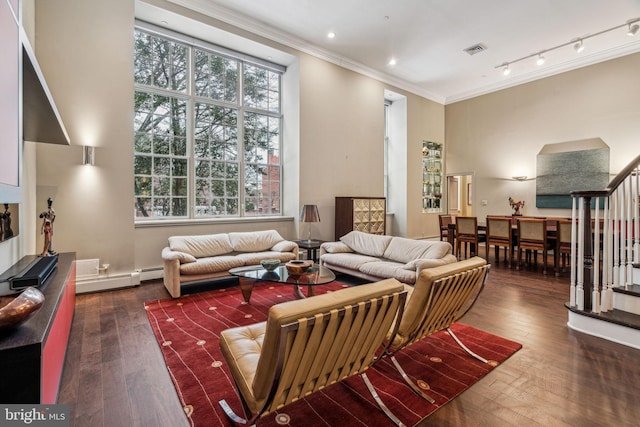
[445,52,640,222]
[29,0,444,276]
[35,0,136,273]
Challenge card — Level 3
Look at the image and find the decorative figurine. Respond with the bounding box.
[1,204,13,241]
[39,197,57,257]
[508,197,525,216]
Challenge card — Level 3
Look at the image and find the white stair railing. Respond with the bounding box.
[569,155,640,314]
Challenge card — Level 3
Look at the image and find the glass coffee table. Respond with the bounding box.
[229,263,336,303]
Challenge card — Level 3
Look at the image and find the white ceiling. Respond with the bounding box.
[150,0,640,104]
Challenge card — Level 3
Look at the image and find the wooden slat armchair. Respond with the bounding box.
[384,256,490,403]
[218,279,408,426]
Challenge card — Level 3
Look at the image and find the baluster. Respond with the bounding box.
[631,167,640,264]
[620,182,627,288]
[570,196,577,307]
[577,197,585,311]
[592,198,601,314]
[627,177,634,287]
[613,190,620,288]
[601,197,612,312]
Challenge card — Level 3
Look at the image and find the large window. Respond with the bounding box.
[133,26,283,219]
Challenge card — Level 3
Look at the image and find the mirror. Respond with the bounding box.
[1,203,19,242]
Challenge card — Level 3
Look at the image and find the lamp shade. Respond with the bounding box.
[300,204,320,223]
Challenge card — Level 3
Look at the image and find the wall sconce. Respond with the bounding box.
[299,204,320,242]
[83,146,95,166]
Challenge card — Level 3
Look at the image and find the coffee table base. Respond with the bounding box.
[239,278,313,303]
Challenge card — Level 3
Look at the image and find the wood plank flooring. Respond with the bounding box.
[58,257,640,427]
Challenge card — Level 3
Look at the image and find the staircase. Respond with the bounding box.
[566,154,640,349]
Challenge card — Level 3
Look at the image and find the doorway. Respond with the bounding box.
[447,173,473,217]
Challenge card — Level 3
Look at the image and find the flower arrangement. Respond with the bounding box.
[508,197,525,215]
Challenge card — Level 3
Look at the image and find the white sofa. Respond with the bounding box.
[162,230,299,298]
[319,230,457,284]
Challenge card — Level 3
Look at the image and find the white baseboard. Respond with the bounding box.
[140,267,163,282]
[567,311,640,350]
[76,272,141,294]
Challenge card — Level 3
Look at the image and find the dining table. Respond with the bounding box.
[446,218,559,266]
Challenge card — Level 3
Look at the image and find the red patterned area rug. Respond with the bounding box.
[145,281,521,426]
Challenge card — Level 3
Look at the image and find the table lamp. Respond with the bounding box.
[300,204,320,242]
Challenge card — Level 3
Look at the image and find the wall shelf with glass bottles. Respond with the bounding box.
[422,140,443,213]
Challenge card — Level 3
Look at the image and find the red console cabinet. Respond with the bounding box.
[0,252,76,403]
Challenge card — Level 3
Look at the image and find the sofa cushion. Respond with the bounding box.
[403,257,453,271]
[340,231,393,257]
[358,260,417,284]
[180,255,244,275]
[271,240,297,253]
[320,241,354,254]
[321,252,380,271]
[236,251,297,266]
[229,230,284,252]
[169,233,233,258]
[161,247,197,264]
[383,237,452,264]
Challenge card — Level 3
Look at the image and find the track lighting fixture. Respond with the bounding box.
[495,17,639,76]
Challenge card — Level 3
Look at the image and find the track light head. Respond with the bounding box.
[502,64,511,76]
[536,54,545,66]
[574,39,584,53]
[628,23,639,36]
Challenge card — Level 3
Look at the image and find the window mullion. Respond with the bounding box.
[187,45,196,219]
[238,62,245,217]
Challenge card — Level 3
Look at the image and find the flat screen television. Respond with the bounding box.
[0,0,20,188]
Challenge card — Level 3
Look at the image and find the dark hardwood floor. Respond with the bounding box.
[58,256,640,427]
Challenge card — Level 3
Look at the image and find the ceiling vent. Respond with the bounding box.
[463,43,487,56]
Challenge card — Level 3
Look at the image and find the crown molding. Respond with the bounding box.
[166,0,445,104]
[445,40,640,104]
[166,0,640,106]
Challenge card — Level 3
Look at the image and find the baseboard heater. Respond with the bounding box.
[0,255,58,295]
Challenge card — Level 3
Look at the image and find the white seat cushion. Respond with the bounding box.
[169,233,233,258]
[340,231,393,257]
[358,261,417,284]
[321,253,380,271]
[180,256,244,275]
[383,237,452,264]
[229,230,284,252]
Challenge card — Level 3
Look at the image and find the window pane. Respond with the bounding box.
[244,64,280,113]
[134,29,282,220]
[194,49,238,102]
[134,30,187,93]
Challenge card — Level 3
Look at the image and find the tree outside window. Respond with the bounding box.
[133,28,282,219]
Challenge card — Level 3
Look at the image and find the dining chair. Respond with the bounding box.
[485,216,513,268]
[455,216,486,259]
[438,214,453,241]
[555,219,574,276]
[516,218,554,274]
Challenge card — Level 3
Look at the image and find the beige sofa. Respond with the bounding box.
[319,230,457,284]
[162,230,298,298]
